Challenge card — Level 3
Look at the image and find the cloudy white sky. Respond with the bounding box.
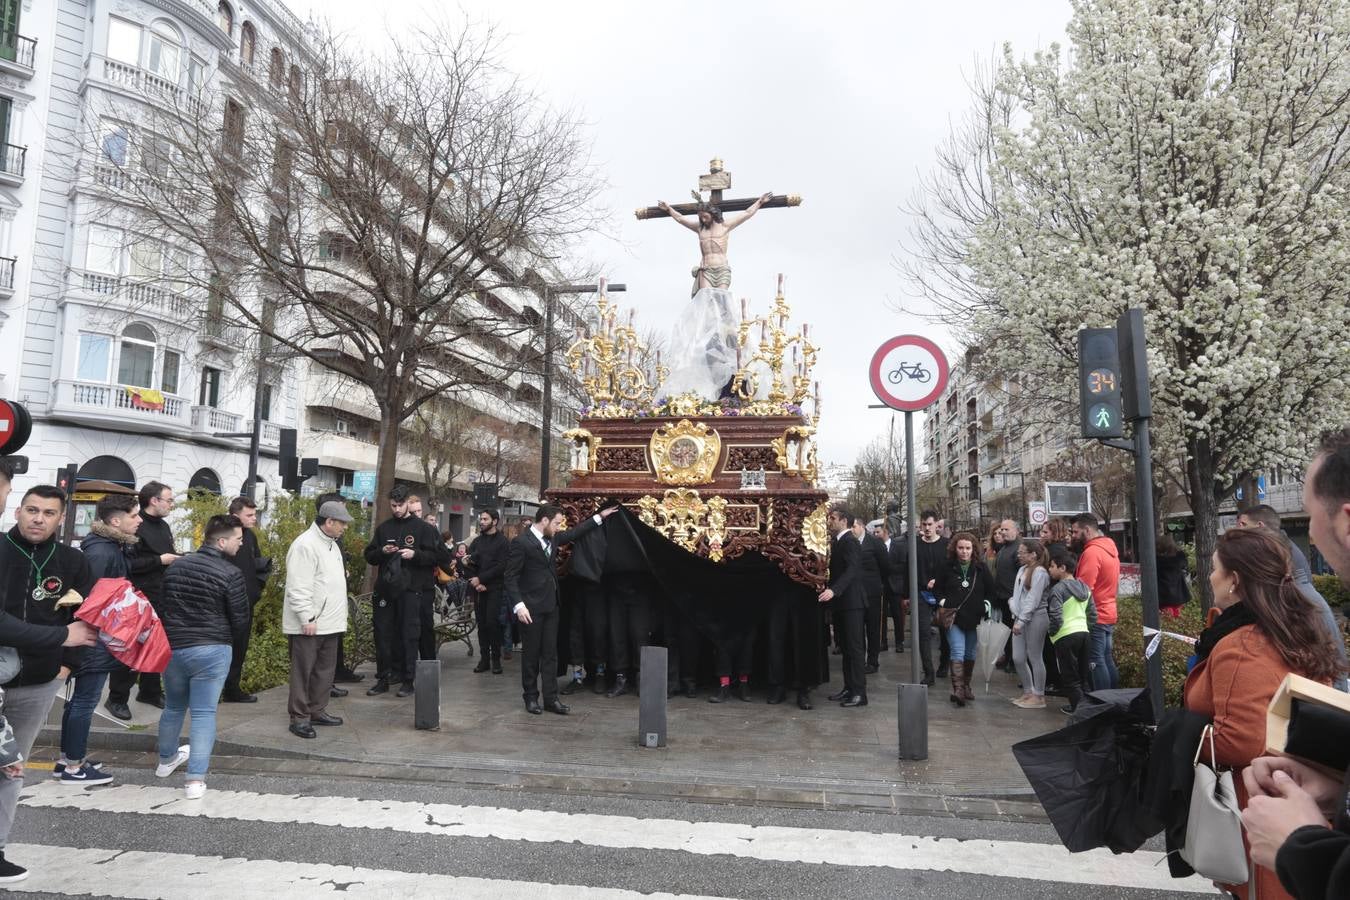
[290,0,1073,468]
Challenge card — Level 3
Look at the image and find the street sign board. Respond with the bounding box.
[473,481,500,510]
[1028,501,1048,527]
[343,470,376,503]
[868,335,950,412]
[0,399,32,456]
[1046,482,1092,516]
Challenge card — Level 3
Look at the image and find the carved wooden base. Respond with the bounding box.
[548,415,829,588]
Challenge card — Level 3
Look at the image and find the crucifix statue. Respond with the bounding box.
[637,158,802,297]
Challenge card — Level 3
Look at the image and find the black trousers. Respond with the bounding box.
[883,590,904,646]
[567,580,608,671]
[767,598,799,689]
[372,592,404,683]
[837,606,866,698]
[401,589,434,683]
[608,591,652,676]
[223,601,258,694]
[863,591,882,667]
[475,588,503,661]
[714,625,755,679]
[1054,632,1091,710]
[108,665,160,704]
[659,600,701,690]
[916,601,936,680]
[519,606,560,704]
[938,619,951,670]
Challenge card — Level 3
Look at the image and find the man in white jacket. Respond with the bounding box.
[284,501,352,739]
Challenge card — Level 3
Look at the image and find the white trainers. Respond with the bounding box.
[154,745,190,778]
[183,781,206,800]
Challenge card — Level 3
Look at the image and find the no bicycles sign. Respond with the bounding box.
[868,335,950,412]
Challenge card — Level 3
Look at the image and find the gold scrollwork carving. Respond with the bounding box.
[648,419,721,486]
[801,501,830,555]
[633,489,732,562]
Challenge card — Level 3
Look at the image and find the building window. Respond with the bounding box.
[77,333,112,381]
[162,350,181,394]
[117,324,157,388]
[100,123,130,166]
[260,383,273,421]
[216,2,233,36]
[107,18,141,66]
[186,56,205,96]
[199,367,221,407]
[288,64,302,101]
[240,22,256,66]
[146,21,182,83]
[223,99,245,155]
[317,233,344,261]
[269,48,284,87]
[128,238,164,279]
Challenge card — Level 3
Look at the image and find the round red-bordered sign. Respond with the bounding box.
[869,335,950,412]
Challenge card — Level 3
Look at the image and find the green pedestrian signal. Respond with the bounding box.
[1078,329,1124,438]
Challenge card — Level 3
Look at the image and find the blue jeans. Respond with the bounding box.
[497,601,515,649]
[60,643,122,762]
[1089,623,1118,691]
[947,625,978,663]
[157,644,232,780]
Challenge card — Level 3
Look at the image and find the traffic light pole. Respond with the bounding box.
[1130,416,1164,722]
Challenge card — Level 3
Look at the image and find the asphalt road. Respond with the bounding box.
[5,765,1214,899]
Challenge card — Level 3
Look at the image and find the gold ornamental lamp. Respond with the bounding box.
[732,274,820,413]
[565,282,667,416]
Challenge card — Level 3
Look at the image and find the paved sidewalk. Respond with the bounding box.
[43,639,1066,811]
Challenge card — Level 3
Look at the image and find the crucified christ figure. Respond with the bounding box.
[657,191,773,297]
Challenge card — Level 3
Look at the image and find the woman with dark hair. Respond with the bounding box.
[1155,533,1191,617]
[1010,539,1051,709]
[935,531,990,708]
[984,521,1003,570]
[1038,517,1069,553]
[1183,528,1346,900]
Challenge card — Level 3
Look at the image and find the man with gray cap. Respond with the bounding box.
[283,499,352,739]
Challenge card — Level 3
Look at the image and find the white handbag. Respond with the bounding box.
[1181,724,1250,885]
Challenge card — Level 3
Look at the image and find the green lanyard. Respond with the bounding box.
[959,562,972,586]
[6,533,57,603]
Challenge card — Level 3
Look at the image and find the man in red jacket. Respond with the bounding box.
[1070,513,1120,691]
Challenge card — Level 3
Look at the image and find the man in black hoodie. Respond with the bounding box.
[106,481,181,715]
[221,496,271,703]
[464,509,509,675]
[0,484,100,883]
[362,485,449,697]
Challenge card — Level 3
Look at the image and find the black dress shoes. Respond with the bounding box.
[841,694,869,708]
[329,686,348,698]
[289,722,317,739]
[396,682,415,698]
[560,678,585,695]
[592,676,608,694]
[137,694,166,710]
[683,680,698,699]
[492,658,503,675]
[606,674,630,698]
[827,688,850,702]
[734,681,751,702]
[333,669,365,683]
[766,686,787,705]
[312,712,343,726]
[864,664,879,675]
[544,700,570,715]
[708,684,731,704]
[366,679,389,696]
[105,701,132,721]
[525,699,543,715]
[473,659,491,673]
[797,691,814,711]
[222,690,258,703]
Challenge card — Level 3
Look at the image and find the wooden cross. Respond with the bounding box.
[634,157,802,220]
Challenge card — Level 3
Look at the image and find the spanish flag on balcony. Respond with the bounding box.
[125,386,165,412]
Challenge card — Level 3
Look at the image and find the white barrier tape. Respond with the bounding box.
[1143,626,1198,647]
[1145,631,1162,659]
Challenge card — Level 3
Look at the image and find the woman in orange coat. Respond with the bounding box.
[1183,528,1346,899]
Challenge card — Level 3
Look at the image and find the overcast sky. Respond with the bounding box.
[289,0,1073,468]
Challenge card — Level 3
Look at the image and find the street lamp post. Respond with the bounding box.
[538,280,626,496]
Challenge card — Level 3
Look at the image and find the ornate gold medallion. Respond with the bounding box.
[648,419,721,485]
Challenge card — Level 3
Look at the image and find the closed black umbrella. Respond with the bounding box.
[1012,688,1164,853]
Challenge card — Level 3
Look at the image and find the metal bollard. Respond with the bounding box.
[638,645,668,748]
[414,659,441,731]
[897,682,928,760]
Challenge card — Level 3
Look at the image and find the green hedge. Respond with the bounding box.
[174,491,371,693]
[1315,575,1350,608]
[1115,597,1206,708]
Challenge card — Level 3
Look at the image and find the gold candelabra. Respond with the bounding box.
[565,284,667,414]
[732,274,821,416]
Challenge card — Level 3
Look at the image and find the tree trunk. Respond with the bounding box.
[1187,437,1219,614]
[375,398,403,525]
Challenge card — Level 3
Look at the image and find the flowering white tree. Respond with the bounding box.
[906,0,1350,607]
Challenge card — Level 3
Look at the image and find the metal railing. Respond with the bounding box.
[0,257,14,291]
[74,270,196,319]
[92,55,207,120]
[0,34,36,70]
[0,144,25,178]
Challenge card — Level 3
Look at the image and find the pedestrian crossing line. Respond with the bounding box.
[2,843,734,899]
[22,783,1212,893]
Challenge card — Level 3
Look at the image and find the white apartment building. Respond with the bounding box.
[1,0,586,540]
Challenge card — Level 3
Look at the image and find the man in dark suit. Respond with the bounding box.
[818,505,867,707]
[879,522,906,651]
[505,504,618,715]
[853,519,888,673]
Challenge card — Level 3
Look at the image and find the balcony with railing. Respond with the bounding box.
[190,404,244,441]
[0,33,36,77]
[0,256,14,298]
[84,55,208,120]
[49,379,191,434]
[65,270,196,321]
[0,143,25,185]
